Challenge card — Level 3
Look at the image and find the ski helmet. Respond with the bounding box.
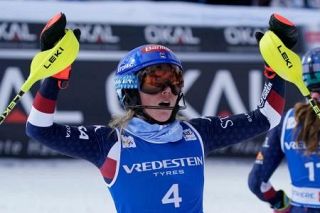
[114,44,183,108]
[302,47,320,92]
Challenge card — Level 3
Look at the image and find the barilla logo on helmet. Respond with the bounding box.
[142,44,172,53]
[116,44,182,77]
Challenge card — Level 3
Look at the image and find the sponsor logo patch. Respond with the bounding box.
[183,129,197,141]
[255,151,264,164]
[286,117,296,129]
[284,141,305,150]
[121,135,136,148]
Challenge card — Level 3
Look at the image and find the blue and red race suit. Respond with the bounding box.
[27,75,285,213]
[248,108,320,212]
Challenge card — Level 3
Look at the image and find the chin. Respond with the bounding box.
[156,115,171,123]
[151,110,172,123]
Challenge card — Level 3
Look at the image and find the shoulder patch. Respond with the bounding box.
[286,116,296,129]
[121,135,136,148]
[183,128,197,141]
[255,152,264,164]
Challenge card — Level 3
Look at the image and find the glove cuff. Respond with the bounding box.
[270,190,291,212]
[52,65,71,89]
[52,65,71,80]
[264,65,276,79]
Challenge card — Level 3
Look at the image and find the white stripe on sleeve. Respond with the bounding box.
[27,106,54,127]
[259,101,281,130]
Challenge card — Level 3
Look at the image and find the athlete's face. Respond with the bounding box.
[138,64,183,122]
[139,87,178,122]
[311,91,320,102]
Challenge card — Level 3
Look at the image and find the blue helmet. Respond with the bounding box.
[115,44,183,108]
[302,47,320,92]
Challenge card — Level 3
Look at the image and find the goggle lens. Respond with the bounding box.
[139,64,183,95]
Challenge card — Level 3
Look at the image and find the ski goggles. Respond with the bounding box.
[138,64,184,95]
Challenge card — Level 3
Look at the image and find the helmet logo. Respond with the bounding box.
[118,62,135,73]
[159,52,167,58]
[142,44,172,53]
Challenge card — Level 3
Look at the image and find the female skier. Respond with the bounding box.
[248,48,320,213]
[27,12,296,212]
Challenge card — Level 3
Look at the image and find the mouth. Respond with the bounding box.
[158,102,170,107]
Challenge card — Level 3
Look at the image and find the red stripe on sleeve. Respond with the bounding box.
[267,90,285,115]
[100,157,117,179]
[33,92,56,113]
[263,187,277,201]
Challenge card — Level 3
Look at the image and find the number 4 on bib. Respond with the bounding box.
[161,184,182,208]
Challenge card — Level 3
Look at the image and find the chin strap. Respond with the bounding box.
[131,93,186,125]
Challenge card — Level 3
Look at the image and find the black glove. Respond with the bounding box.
[256,13,298,49]
[268,13,298,49]
[256,13,298,79]
[268,190,291,212]
[40,12,81,89]
[40,12,81,51]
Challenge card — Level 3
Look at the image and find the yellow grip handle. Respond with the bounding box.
[259,30,310,96]
[21,29,80,92]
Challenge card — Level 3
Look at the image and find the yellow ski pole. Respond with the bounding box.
[0,29,80,125]
[259,30,320,119]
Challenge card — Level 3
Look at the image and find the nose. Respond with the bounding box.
[161,86,172,95]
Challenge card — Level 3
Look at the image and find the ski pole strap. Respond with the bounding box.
[264,65,276,79]
[306,94,320,119]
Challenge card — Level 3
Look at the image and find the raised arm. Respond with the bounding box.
[26,77,117,166]
[189,13,298,155]
[189,73,285,154]
[25,13,117,167]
